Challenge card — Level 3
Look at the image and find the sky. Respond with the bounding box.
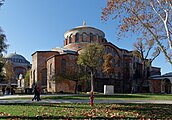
[0,0,171,74]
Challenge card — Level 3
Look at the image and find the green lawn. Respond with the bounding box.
[1,94,172,119]
[2,93,172,101]
[0,103,171,119]
[40,93,172,100]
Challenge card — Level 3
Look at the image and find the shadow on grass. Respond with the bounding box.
[42,94,149,100]
[114,103,172,118]
[0,102,91,109]
[94,94,149,99]
[42,95,89,100]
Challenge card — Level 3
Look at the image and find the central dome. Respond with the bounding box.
[64,26,105,39]
[63,23,106,51]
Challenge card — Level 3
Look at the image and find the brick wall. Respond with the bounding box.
[47,54,77,93]
[30,51,59,88]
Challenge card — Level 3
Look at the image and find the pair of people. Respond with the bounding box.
[32,85,41,101]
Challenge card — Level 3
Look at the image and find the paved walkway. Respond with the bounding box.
[0,94,172,104]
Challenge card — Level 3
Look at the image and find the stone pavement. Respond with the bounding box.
[0,94,172,104]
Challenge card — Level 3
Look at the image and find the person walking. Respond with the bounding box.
[2,87,5,95]
[32,85,39,101]
[36,84,41,101]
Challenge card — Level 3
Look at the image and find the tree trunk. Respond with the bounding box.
[90,71,94,92]
[74,80,78,94]
[90,71,94,107]
[139,60,147,92]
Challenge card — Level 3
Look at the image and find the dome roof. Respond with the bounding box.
[5,52,30,65]
[64,24,105,39]
[6,53,26,60]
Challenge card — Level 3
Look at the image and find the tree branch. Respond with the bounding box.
[145,47,151,59]
[157,0,167,12]
[149,0,165,22]
[154,0,172,49]
[150,48,161,63]
[131,7,172,64]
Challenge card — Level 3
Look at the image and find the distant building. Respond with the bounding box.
[4,52,31,89]
[30,23,160,93]
[149,72,172,94]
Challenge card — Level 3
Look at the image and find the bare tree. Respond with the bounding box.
[132,38,160,92]
[0,0,5,7]
[102,0,172,65]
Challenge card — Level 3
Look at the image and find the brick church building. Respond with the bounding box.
[30,23,160,93]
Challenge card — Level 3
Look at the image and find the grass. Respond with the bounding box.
[0,94,172,119]
[0,103,171,119]
[2,93,172,100]
[40,93,172,100]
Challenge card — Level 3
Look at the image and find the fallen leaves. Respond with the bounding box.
[0,103,172,119]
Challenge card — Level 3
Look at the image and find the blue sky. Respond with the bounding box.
[0,0,171,74]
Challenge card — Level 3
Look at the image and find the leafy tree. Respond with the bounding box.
[102,53,114,83]
[0,57,5,81]
[24,70,30,88]
[102,0,172,65]
[77,43,104,106]
[0,29,8,81]
[0,0,9,82]
[0,29,7,54]
[3,61,15,91]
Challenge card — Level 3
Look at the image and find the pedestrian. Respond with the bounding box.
[2,87,5,95]
[36,84,41,101]
[32,84,41,101]
[32,85,38,101]
[11,88,15,95]
[6,87,10,95]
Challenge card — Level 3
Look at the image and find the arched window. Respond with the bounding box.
[65,39,67,45]
[112,59,115,67]
[41,68,47,86]
[49,82,51,88]
[90,33,93,42]
[33,70,35,85]
[106,47,111,53]
[82,33,87,42]
[112,49,116,57]
[75,33,79,42]
[30,70,32,79]
[118,60,120,67]
[61,59,66,74]
[69,34,72,43]
[50,63,52,75]
[96,34,99,41]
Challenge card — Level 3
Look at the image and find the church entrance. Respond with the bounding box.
[162,79,171,94]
